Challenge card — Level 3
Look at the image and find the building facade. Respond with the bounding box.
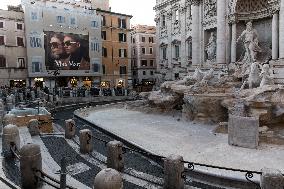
[130,25,156,88]
[97,9,132,90]
[22,0,102,89]
[154,0,284,83]
[91,0,109,11]
[0,6,28,87]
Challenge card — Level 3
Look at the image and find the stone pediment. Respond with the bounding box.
[171,39,181,44]
[160,42,168,47]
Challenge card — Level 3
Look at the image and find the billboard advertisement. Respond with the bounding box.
[44,31,90,70]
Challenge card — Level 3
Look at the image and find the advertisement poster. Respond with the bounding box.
[44,31,90,70]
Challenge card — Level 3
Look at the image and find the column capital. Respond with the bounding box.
[189,0,201,6]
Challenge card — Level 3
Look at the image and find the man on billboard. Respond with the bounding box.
[63,34,90,70]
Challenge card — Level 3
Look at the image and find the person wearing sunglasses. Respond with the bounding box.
[47,33,68,70]
[63,34,90,70]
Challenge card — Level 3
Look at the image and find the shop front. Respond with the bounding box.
[10,79,26,88]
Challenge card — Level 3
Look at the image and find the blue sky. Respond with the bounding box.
[0,0,156,26]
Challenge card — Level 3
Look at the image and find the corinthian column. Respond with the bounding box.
[216,0,227,64]
[231,22,237,63]
[272,12,279,60]
[191,0,201,65]
[279,0,284,59]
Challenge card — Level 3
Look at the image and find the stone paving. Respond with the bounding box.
[82,107,284,181]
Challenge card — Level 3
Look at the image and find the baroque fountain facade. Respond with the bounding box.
[145,0,284,147]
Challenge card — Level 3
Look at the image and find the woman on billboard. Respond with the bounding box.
[63,34,90,70]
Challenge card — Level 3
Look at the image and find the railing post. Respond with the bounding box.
[3,114,16,126]
[28,119,40,136]
[164,154,184,189]
[107,141,124,171]
[65,119,76,139]
[261,168,284,189]
[60,157,67,189]
[2,124,20,158]
[93,168,123,189]
[79,129,93,154]
[20,143,42,189]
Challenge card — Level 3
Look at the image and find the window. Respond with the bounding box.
[70,17,76,25]
[149,47,153,54]
[133,49,136,55]
[0,56,6,67]
[142,37,145,42]
[16,23,23,30]
[150,60,154,67]
[175,73,180,79]
[91,42,100,52]
[119,49,127,58]
[30,37,42,48]
[102,65,106,74]
[91,20,99,28]
[120,66,127,74]
[0,22,3,28]
[118,18,126,29]
[175,10,179,22]
[101,15,106,26]
[118,33,127,42]
[150,71,154,75]
[162,15,166,27]
[143,71,146,75]
[92,63,100,72]
[141,60,147,67]
[17,37,24,47]
[142,47,146,54]
[17,58,25,68]
[32,61,41,73]
[187,40,192,59]
[175,45,180,59]
[101,31,107,40]
[31,11,38,21]
[132,37,135,43]
[56,16,65,23]
[102,47,107,57]
[0,36,4,45]
[149,37,154,43]
[162,47,167,59]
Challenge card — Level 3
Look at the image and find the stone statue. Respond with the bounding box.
[201,68,215,84]
[240,62,261,90]
[205,32,216,62]
[237,21,262,63]
[259,64,274,87]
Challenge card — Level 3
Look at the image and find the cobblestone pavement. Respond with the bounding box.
[0,103,226,189]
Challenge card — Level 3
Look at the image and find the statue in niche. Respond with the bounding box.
[259,64,274,87]
[205,32,216,62]
[237,21,262,64]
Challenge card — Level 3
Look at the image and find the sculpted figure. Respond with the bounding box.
[237,22,262,63]
[175,68,204,85]
[205,32,216,61]
[201,68,214,84]
[259,64,274,87]
[240,62,261,90]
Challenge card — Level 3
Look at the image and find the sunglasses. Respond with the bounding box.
[50,42,62,48]
[64,40,77,46]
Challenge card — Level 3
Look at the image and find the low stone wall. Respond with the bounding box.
[13,114,53,133]
[60,96,133,104]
